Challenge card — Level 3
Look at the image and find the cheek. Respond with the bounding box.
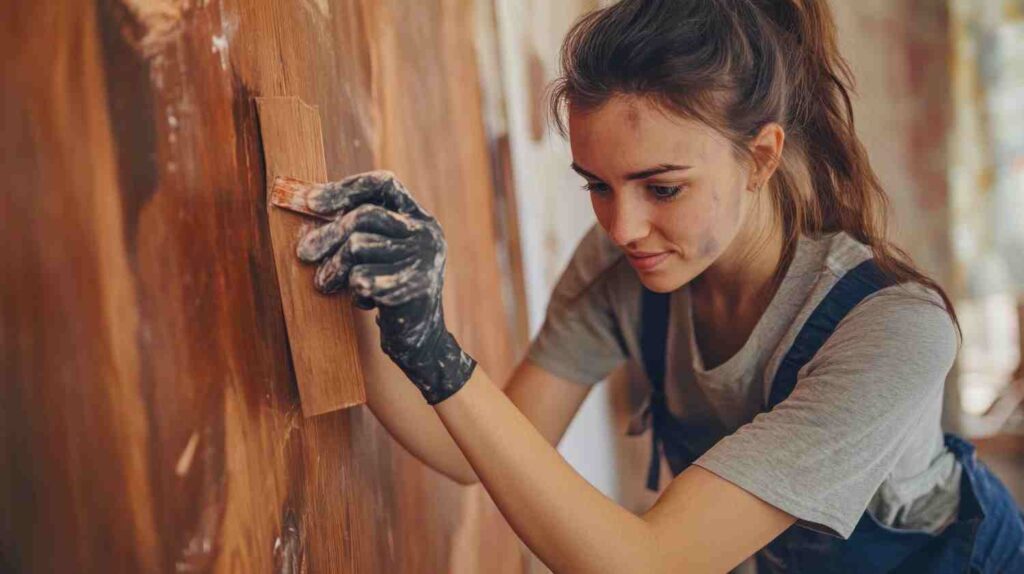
[704,179,747,242]
[658,188,723,258]
[696,191,723,258]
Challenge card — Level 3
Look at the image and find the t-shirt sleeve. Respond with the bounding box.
[524,223,629,386]
[693,284,959,539]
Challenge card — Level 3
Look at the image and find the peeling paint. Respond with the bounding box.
[167,107,179,144]
[211,34,229,71]
[119,0,188,58]
[301,0,330,19]
[273,509,304,574]
[173,423,226,572]
[210,6,239,73]
[174,430,200,476]
[150,52,166,89]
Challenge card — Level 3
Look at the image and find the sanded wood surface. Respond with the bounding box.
[257,97,365,417]
[1,0,528,572]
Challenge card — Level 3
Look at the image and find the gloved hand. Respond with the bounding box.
[293,170,477,405]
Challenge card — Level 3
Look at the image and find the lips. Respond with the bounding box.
[626,251,670,271]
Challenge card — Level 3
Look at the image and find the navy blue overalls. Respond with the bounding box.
[630,258,1024,572]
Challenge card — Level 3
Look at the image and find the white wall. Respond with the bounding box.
[491,0,622,501]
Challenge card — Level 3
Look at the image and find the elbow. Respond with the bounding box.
[453,475,481,487]
[452,468,479,484]
[446,468,481,487]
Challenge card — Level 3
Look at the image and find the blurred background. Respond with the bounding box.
[1,0,1021,572]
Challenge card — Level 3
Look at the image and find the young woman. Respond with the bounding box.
[291,0,1024,571]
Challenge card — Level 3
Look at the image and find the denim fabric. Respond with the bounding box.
[755,434,1024,573]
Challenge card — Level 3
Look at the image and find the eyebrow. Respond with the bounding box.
[570,162,692,181]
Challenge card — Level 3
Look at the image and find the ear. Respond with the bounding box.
[746,123,785,192]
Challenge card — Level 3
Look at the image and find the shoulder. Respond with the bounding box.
[805,246,959,384]
[833,232,955,341]
[842,281,959,360]
[808,231,956,340]
[808,230,874,278]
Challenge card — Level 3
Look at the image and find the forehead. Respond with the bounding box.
[568,95,726,175]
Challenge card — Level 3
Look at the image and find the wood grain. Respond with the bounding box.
[0,0,529,571]
[256,96,365,417]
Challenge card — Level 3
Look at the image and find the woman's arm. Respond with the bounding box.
[364,354,591,486]
[363,355,478,485]
[436,365,795,574]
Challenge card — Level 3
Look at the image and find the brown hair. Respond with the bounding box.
[548,0,961,340]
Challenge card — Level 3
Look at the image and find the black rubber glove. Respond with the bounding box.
[294,170,477,405]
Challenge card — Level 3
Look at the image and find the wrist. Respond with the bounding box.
[419,329,477,405]
[393,326,476,405]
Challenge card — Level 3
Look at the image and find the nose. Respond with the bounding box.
[604,192,651,249]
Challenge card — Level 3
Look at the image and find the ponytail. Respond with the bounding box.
[549,0,961,340]
[756,0,960,340]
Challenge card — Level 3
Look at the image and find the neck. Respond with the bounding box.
[690,199,788,317]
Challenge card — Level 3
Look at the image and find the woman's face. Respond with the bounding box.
[568,95,759,293]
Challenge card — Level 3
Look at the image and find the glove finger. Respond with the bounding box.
[313,230,418,293]
[347,231,418,264]
[313,240,357,294]
[297,203,418,263]
[302,170,432,219]
[349,259,432,308]
[352,294,377,310]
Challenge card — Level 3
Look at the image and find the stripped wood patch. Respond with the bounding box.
[256,96,365,417]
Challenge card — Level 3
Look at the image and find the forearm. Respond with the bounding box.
[364,362,479,485]
[434,366,659,574]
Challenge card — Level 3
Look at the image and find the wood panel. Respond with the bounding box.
[0,0,527,572]
[257,97,366,417]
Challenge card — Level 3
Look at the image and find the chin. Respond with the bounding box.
[636,267,691,293]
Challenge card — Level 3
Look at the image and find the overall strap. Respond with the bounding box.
[641,287,670,396]
[767,258,897,409]
[640,286,670,491]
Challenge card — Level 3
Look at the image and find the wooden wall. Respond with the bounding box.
[0,0,528,572]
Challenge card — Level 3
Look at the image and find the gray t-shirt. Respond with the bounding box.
[526,222,962,539]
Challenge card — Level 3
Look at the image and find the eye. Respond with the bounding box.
[582,182,610,196]
[649,184,684,202]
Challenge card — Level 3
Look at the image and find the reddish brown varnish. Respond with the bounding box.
[0,0,528,572]
[269,176,334,222]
